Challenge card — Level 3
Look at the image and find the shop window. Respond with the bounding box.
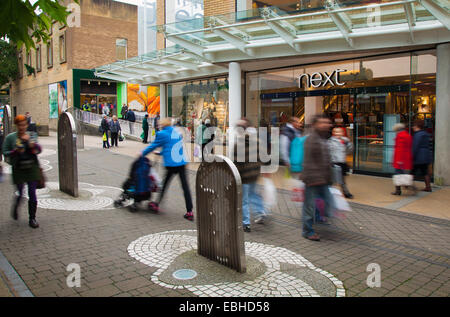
[47,39,53,68]
[116,39,127,61]
[168,78,229,139]
[59,32,66,63]
[36,45,41,72]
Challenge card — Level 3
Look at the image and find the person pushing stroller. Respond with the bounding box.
[142,118,194,221]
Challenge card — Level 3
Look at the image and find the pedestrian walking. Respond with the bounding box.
[109,115,121,147]
[142,118,194,221]
[301,115,334,241]
[2,115,42,228]
[102,103,110,117]
[412,120,432,192]
[142,114,149,144]
[280,116,303,169]
[154,112,160,131]
[127,109,136,135]
[328,127,354,198]
[233,118,267,233]
[391,123,413,195]
[121,104,128,119]
[100,115,110,149]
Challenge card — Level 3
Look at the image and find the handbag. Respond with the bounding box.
[262,177,277,208]
[102,132,107,142]
[119,132,124,142]
[37,167,46,189]
[393,174,413,186]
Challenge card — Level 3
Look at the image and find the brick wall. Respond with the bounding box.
[204,0,236,17]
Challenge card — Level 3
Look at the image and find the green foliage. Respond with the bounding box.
[0,40,19,86]
[0,0,79,51]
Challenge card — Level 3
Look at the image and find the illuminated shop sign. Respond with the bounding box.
[298,69,347,88]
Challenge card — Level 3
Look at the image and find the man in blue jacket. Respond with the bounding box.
[142,117,194,221]
[412,120,433,192]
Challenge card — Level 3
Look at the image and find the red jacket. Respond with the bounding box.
[393,130,413,170]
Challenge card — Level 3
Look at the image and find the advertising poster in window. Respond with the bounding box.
[48,83,58,118]
[58,80,68,114]
[127,84,160,115]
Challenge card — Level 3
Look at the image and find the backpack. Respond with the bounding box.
[289,136,307,173]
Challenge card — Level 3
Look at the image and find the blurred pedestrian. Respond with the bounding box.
[121,104,128,119]
[102,103,110,117]
[142,118,194,221]
[412,120,432,192]
[392,123,413,195]
[109,115,121,147]
[280,116,303,169]
[101,115,110,149]
[127,109,136,135]
[2,115,42,228]
[142,114,149,144]
[329,127,353,198]
[233,118,267,232]
[301,115,334,241]
[154,112,160,131]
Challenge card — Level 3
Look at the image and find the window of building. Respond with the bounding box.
[36,45,42,72]
[25,51,33,76]
[47,39,53,68]
[116,39,127,61]
[59,32,66,63]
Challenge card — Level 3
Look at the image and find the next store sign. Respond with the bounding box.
[298,69,346,88]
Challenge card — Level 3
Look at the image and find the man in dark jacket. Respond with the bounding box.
[412,120,433,192]
[233,118,267,232]
[100,115,110,149]
[127,109,136,135]
[301,115,333,241]
[142,114,149,143]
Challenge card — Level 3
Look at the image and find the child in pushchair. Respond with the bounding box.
[114,156,160,212]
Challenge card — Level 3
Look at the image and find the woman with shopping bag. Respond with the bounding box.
[2,115,43,228]
[391,123,414,195]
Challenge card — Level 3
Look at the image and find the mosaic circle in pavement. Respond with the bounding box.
[20,182,132,210]
[128,230,346,297]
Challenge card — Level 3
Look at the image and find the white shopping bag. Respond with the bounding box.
[329,187,351,212]
[150,167,162,190]
[262,177,277,208]
[393,174,413,186]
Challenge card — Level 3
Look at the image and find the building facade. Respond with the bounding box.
[95,0,450,184]
[10,0,138,130]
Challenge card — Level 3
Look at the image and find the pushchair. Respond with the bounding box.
[114,156,160,212]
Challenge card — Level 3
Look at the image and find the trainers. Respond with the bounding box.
[304,233,320,241]
[148,202,160,212]
[29,219,39,229]
[243,225,251,232]
[184,212,194,221]
[254,216,266,224]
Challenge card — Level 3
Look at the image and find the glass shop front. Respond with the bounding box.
[245,50,437,175]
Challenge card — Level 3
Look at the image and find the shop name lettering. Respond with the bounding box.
[298,69,346,88]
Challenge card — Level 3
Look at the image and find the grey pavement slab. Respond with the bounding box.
[0,144,449,297]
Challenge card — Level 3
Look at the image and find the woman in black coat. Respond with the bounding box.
[412,120,433,192]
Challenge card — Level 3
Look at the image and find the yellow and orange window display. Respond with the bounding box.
[127,84,160,114]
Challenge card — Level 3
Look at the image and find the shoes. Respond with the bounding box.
[304,233,320,241]
[254,216,266,224]
[29,219,39,229]
[391,186,401,195]
[184,211,194,221]
[243,225,251,232]
[148,201,160,212]
[11,206,18,220]
[422,188,432,192]
[344,192,354,199]
[317,220,331,225]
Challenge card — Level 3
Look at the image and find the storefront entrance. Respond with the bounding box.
[247,51,436,175]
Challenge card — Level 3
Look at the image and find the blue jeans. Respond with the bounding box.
[242,183,266,226]
[302,185,333,237]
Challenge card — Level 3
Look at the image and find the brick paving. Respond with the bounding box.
[0,144,449,297]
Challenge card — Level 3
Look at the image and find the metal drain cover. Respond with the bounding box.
[172,269,197,280]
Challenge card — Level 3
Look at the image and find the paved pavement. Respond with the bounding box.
[0,135,449,297]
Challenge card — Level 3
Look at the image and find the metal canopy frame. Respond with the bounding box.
[95,0,450,85]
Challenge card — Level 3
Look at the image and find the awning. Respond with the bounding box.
[94,0,450,85]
